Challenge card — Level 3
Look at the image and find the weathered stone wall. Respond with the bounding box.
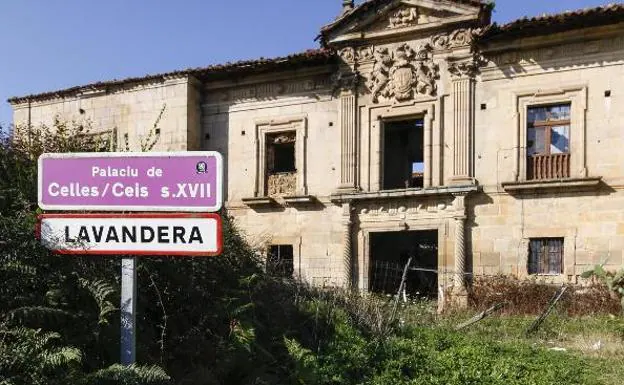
[471,31,624,280]
[11,76,198,151]
[200,68,347,285]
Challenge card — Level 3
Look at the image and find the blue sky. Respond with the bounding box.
[0,0,613,128]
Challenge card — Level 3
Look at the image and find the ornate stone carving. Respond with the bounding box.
[357,198,452,216]
[269,132,295,144]
[358,46,374,62]
[448,61,479,78]
[339,47,357,64]
[207,77,331,103]
[267,172,296,197]
[448,55,487,79]
[431,28,483,50]
[388,7,418,28]
[331,70,361,94]
[368,43,439,103]
[338,46,375,65]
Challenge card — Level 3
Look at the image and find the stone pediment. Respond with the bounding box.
[322,0,490,46]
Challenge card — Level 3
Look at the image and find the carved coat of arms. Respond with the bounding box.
[368,43,439,103]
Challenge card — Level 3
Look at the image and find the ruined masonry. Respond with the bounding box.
[10,1,624,304]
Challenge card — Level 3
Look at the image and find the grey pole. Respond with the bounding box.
[120,257,137,365]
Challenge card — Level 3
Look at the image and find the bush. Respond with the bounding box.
[468,275,621,316]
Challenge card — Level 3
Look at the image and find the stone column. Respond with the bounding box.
[341,202,353,287]
[452,193,468,307]
[448,60,478,185]
[454,214,466,289]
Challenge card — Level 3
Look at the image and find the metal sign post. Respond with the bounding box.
[120,257,137,365]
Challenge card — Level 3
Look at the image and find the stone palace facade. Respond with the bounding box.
[10,1,624,300]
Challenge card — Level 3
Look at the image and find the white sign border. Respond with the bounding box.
[38,151,223,212]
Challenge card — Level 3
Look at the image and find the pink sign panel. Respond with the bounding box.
[38,152,222,212]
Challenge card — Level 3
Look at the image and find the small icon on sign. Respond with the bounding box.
[196,161,207,174]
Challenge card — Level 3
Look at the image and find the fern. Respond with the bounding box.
[0,261,37,277]
[0,327,82,383]
[78,278,118,325]
[85,363,170,385]
[39,345,83,369]
[4,306,75,327]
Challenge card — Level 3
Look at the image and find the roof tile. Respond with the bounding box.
[480,2,624,41]
[8,49,335,104]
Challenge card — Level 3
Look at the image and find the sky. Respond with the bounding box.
[0,0,614,129]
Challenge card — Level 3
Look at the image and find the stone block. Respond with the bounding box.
[480,252,500,266]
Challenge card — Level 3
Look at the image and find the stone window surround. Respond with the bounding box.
[254,115,308,197]
[355,218,451,293]
[368,99,438,192]
[517,227,576,281]
[264,235,303,279]
[512,85,587,182]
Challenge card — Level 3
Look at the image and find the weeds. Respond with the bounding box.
[468,275,621,316]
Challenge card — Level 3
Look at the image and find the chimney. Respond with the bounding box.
[342,0,355,15]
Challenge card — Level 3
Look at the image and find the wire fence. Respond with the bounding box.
[370,259,439,298]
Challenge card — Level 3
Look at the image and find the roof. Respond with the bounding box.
[8,49,336,105]
[320,0,490,37]
[480,2,624,42]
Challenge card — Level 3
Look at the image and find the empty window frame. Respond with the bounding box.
[265,132,297,196]
[267,132,296,174]
[528,238,564,275]
[383,119,424,190]
[527,104,571,180]
[267,245,294,277]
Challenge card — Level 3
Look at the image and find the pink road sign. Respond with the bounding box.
[38,152,223,212]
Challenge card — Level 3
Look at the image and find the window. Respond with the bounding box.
[267,245,294,277]
[253,117,307,199]
[528,238,563,275]
[265,132,297,196]
[526,104,571,180]
[383,119,424,189]
[267,133,296,173]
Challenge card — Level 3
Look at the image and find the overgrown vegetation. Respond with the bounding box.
[582,264,624,314]
[1,119,623,384]
[468,275,621,316]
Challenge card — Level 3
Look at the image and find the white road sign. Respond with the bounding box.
[38,213,222,256]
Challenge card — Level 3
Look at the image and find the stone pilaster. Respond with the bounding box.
[448,60,478,185]
[339,92,358,191]
[341,202,353,287]
[332,52,360,192]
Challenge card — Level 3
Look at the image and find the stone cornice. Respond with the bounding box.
[330,185,481,203]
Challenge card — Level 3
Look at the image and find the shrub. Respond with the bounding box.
[468,275,621,316]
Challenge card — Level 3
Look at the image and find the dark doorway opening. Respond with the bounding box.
[369,230,438,298]
[383,119,424,190]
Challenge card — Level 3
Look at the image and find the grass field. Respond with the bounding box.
[400,301,624,385]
